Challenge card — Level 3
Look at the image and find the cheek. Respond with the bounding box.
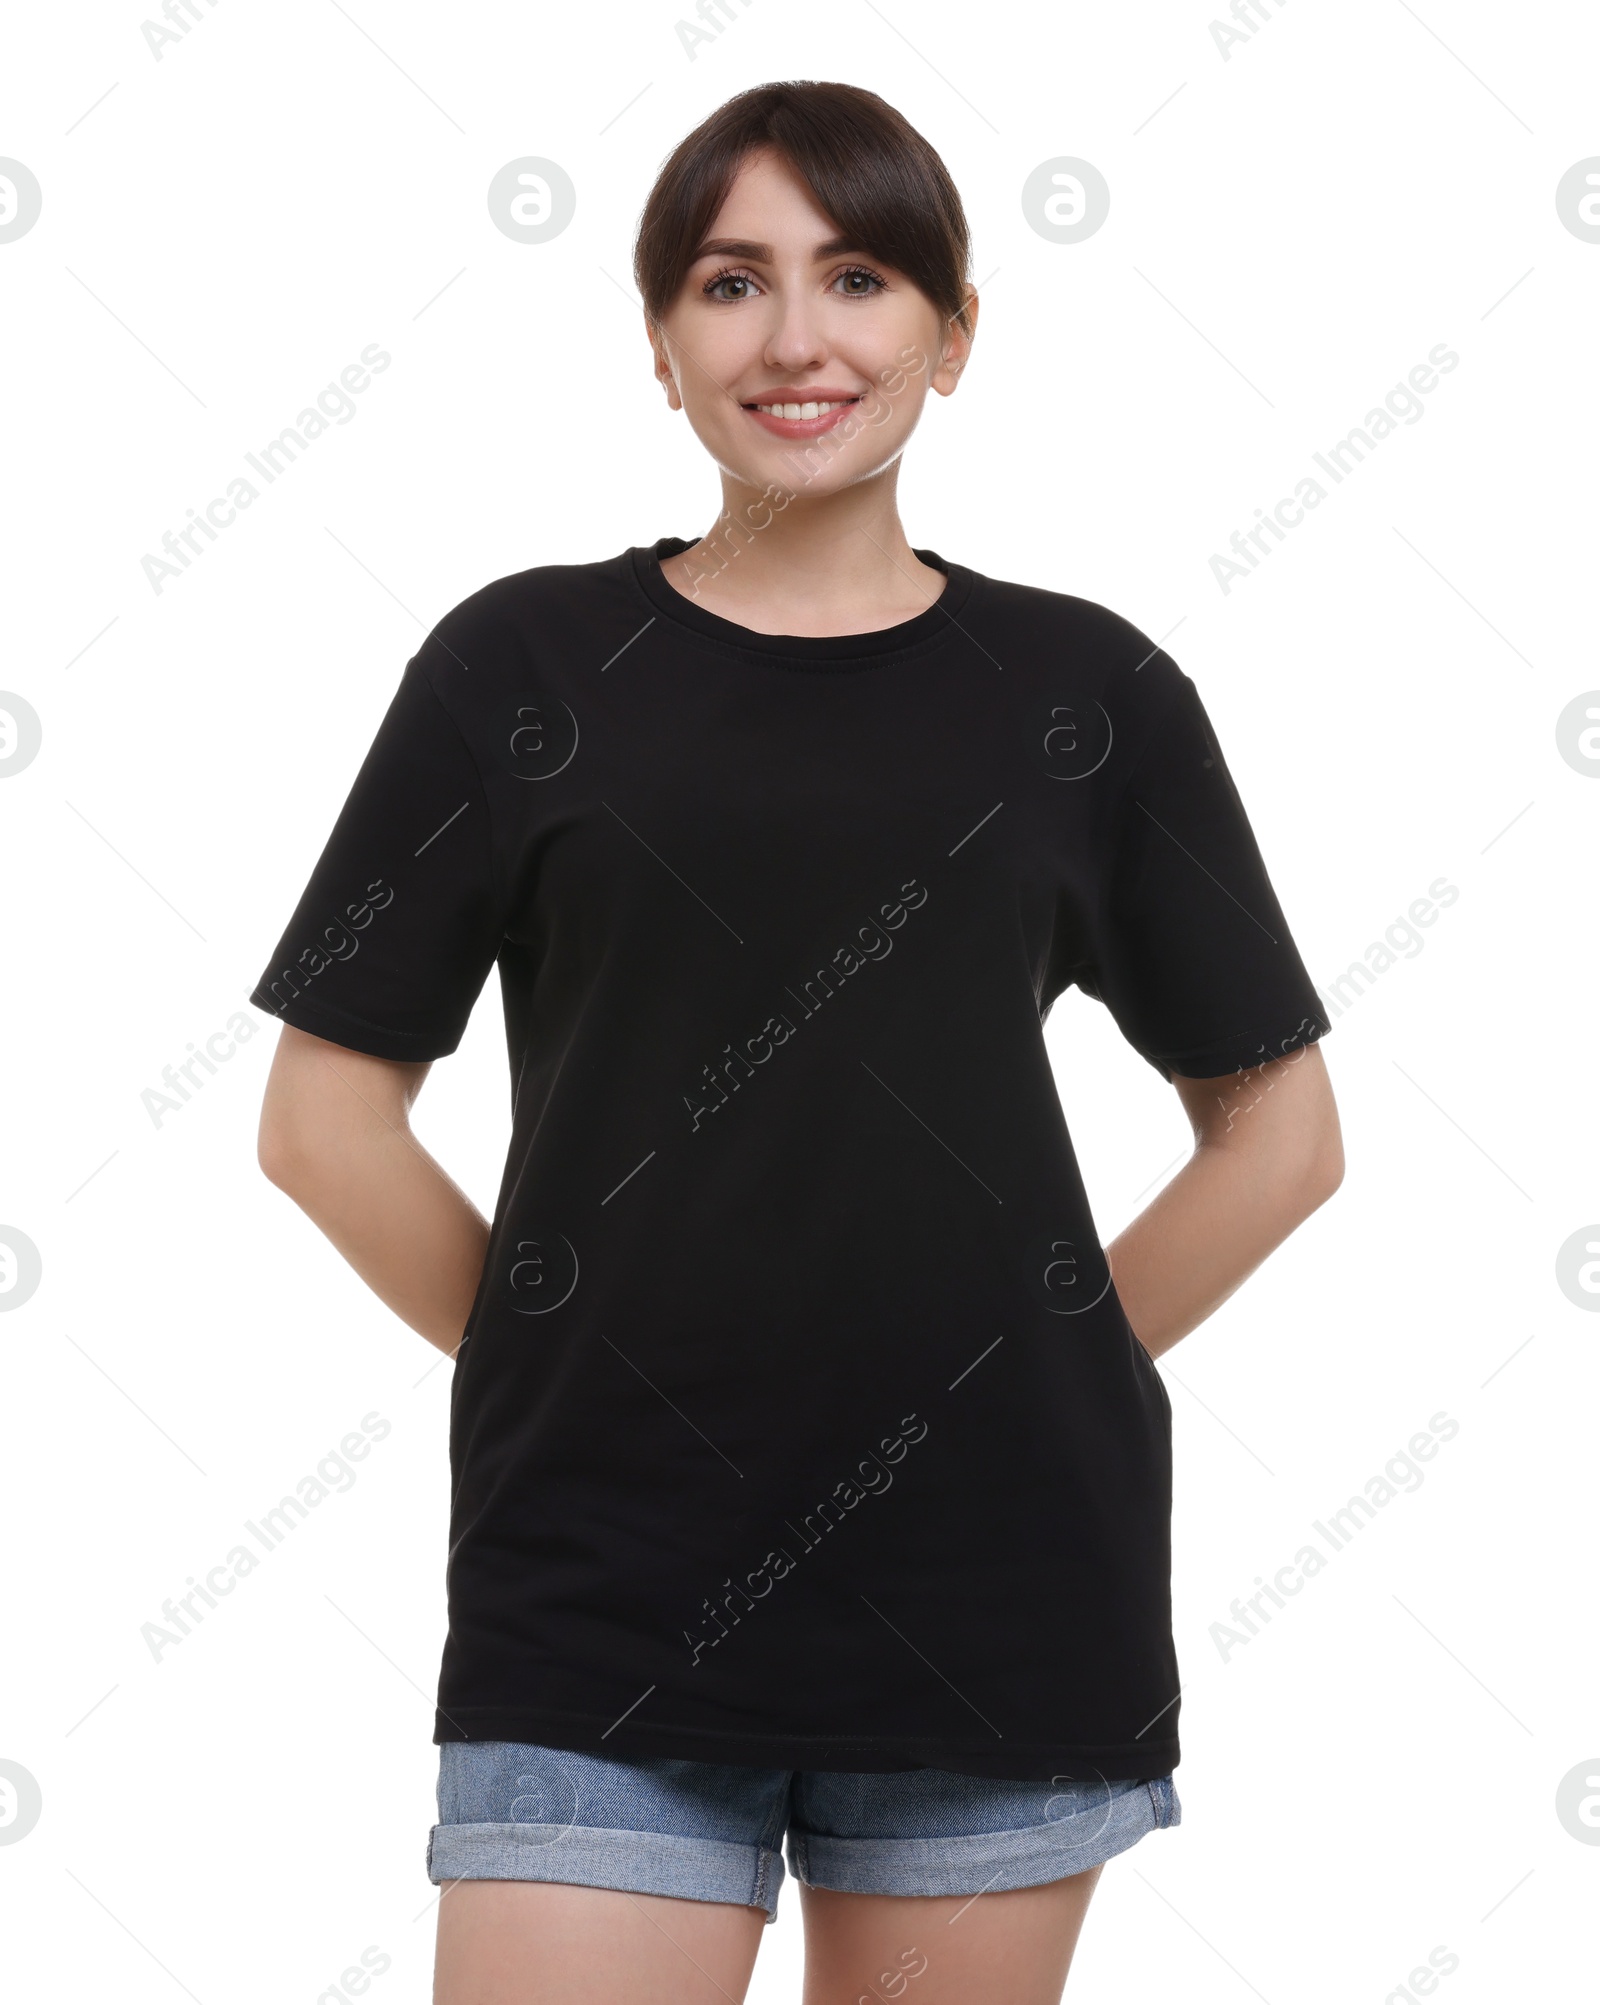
[682,306,766,381]
[858,367,933,440]
[657,307,741,405]
[859,312,945,405]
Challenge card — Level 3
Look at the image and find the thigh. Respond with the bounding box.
[427,1740,789,2002]
[434,1878,767,2005]
[798,1865,1103,2005]
[789,1766,1180,2005]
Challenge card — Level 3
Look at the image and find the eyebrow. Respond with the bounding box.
[688,235,863,264]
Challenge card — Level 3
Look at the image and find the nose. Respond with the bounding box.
[762,283,829,378]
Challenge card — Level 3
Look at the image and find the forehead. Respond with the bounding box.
[695,148,846,254]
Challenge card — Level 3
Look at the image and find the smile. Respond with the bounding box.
[740,394,865,439]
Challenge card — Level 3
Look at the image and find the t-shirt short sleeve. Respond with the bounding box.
[247,656,505,1062]
[1077,663,1331,1083]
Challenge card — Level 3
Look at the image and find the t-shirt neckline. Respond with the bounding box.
[627,535,976,668]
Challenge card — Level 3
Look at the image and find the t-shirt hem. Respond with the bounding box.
[432,1705,1179,1783]
[246,984,461,1063]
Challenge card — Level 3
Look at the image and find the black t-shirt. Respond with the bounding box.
[248,534,1330,1782]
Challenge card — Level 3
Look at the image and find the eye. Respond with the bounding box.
[833,264,888,298]
[703,265,760,302]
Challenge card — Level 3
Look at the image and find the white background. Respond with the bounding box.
[2,1,1596,1999]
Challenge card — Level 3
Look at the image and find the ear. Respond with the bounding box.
[646,311,684,411]
[930,288,979,398]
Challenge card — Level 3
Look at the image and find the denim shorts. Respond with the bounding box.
[427,1740,1180,1922]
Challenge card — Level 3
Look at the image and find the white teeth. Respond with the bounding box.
[755,399,848,418]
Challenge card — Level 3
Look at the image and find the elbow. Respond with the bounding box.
[1296,1127,1345,1212]
[257,1106,309,1194]
[257,1131,299,1194]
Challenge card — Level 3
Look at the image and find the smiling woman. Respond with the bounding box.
[631,83,978,626]
[250,75,1342,2005]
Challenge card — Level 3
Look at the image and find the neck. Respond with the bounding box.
[663,464,946,637]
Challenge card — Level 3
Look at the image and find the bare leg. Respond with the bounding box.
[432,1878,768,2004]
[798,1863,1104,2005]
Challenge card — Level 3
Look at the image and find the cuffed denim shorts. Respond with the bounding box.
[426,1740,1180,1923]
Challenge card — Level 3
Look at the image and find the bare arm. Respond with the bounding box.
[1106,1040,1343,1362]
[256,1025,489,1357]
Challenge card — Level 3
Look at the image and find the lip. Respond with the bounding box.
[739,390,868,440]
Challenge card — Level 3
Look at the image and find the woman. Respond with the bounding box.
[252,80,1343,2005]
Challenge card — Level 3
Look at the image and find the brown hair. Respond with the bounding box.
[633,81,974,342]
